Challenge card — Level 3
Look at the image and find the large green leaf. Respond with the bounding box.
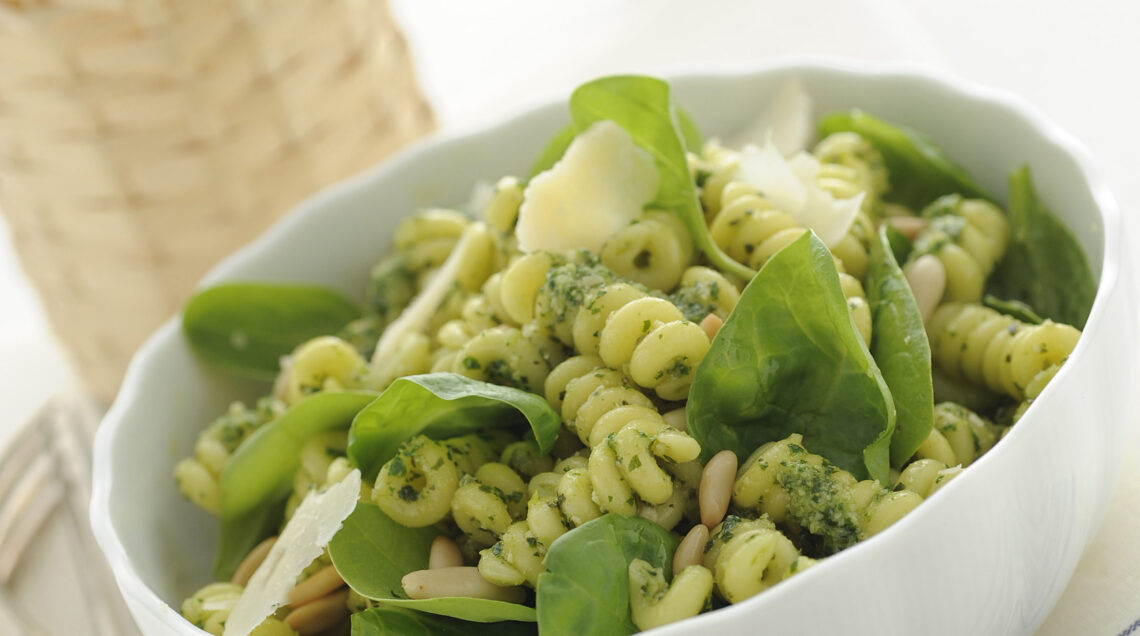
[687,232,894,483]
[986,166,1096,328]
[183,283,360,378]
[867,226,934,466]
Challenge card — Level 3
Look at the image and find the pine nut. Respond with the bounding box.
[662,407,687,432]
[673,524,710,577]
[699,450,738,528]
[884,216,929,240]
[903,254,947,324]
[402,566,527,603]
[429,535,465,569]
[284,588,350,635]
[698,313,724,340]
[231,537,276,586]
[288,564,346,607]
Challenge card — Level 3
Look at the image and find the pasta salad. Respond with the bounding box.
[174,75,1094,636]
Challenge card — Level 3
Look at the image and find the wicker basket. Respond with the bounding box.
[0,0,434,403]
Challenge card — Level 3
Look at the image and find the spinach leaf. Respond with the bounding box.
[818,110,993,210]
[182,283,360,379]
[569,76,754,280]
[351,607,537,636]
[536,514,676,636]
[348,373,560,481]
[982,294,1044,325]
[213,391,377,580]
[329,502,536,623]
[986,166,1096,328]
[687,232,894,483]
[867,226,933,466]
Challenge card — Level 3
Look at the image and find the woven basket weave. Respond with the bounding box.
[0,0,434,403]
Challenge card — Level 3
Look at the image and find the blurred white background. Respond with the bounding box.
[0,0,1137,633]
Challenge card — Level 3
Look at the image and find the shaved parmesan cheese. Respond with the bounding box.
[735,142,863,248]
[371,223,494,364]
[729,78,813,156]
[516,120,658,254]
[222,469,362,636]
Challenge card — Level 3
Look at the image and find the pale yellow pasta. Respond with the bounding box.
[372,436,460,527]
[927,303,1081,400]
[283,335,367,404]
[500,251,559,325]
[895,458,962,498]
[911,196,1010,303]
[452,325,549,394]
[572,283,646,356]
[628,560,713,631]
[912,402,999,468]
[598,297,683,367]
[600,215,690,291]
[672,265,741,320]
[702,516,803,604]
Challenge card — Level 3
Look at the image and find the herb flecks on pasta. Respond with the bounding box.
[175,74,1093,636]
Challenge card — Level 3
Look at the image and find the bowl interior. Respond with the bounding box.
[94,62,1115,632]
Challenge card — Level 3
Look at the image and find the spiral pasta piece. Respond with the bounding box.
[927,303,1081,400]
[912,402,1000,469]
[281,335,367,405]
[733,434,923,555]
[372,436,461,527]
[911,195,1010,303]
[452,325,549,394]
[701,515,804,604]
[669,265,741,322]
[628,559,714,631]
[600,210,694,291]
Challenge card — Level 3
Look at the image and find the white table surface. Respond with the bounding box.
[1,1,1138,633]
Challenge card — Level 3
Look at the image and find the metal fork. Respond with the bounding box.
[0,396,140,636]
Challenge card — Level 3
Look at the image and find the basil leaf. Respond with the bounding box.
[818,110,993,209]
[569,75,754,280]
[867,226,934,466]
[687,232,894,483]
[348,373,560,481]
[213,391,376,580]
[986,166,1095,328]
[536,514,676,636]
[329,502,536,623]
[982,294,1044,325]
[183,283,360,379]
[351,607,537,636]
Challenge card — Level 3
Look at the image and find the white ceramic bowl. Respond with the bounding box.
[91,60,1138,635]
